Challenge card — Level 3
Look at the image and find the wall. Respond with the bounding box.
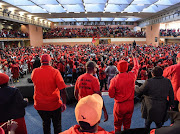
[43,38,146,46]
[28,24,43,47]
[146,24,160,46]
[21,25,29,33]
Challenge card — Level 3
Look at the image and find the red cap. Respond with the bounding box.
[177,88,180,102]
[41,54,51,63]
[0,127,5,134]
[117,60,128,73]
[177,53,180,58]
[0,73,9,85]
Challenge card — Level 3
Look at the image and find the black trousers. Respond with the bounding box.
[145,119,162,129]
[37,107,62,134]
[100,79,107,91]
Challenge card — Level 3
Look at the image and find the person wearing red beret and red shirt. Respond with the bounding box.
[74,61,108,122]
[31,54,67,134]
[108,53,139,133]
[163,53,180,111]
[150,88,180,134]
[0,73,28,134]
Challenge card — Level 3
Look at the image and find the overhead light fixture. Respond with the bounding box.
[20,24,23,25]
[49,13,51,14]
[59,4,61,6]
[111,12,116,13]
[138,12,140,13]
[66,11,69,13]
[10,24,13,25]
[85,11,87,14]
[75,12,80,13]
[121,11,124,13]
[128,12,133,13]
[3,21,7,22]
[105,3,108,6]
[2,23,5,25]
[103,11,105,13]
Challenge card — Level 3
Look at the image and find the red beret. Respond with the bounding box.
[117,60,128,73]
[177,88,180,102]
[0,127,5,134]
[0,73,9,85]
[177,53,180,58]
[41,54,51,63]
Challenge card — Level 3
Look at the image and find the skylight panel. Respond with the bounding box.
[3,0,34,6]
[58,0,83,5]
[63,4,85,12]
[41,5,66,13]
[85,4,105,12]
[17,5,47,13]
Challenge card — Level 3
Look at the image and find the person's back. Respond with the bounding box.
[108,53,139,132]
[109,71,136,102]
[33,56,41,69]
[135,67,174,129]
[163,53,180,110]
[150,89,180,134]
[163,63,180,99]
[75,73,99,100]
[32,65,64,110]
[0,73,28,134]
[31,54,67,134]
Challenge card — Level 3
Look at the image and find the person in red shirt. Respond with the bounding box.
[31,54,67,134]
[60,94,114,134]
[140,65,148,80]
[99,62,107,91]
[75,61,108,122]
[108,53,139,133]
[163,53,180,111]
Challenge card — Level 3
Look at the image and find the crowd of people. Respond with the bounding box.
[160,29,180,37]
[43,26,146,38]
[0,28,29,38]
[0,42,180,134]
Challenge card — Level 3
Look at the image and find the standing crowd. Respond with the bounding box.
[0,43,180,134]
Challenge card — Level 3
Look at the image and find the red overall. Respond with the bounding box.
[109,58,139,132]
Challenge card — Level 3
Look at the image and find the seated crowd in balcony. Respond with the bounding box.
[160,29,180,37]
[43,26,146,38]
[0,28,29,38]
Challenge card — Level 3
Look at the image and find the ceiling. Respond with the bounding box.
[1,0,180,22]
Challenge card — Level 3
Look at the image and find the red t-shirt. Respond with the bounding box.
[31,65,66,111]
[99,67,106,80]
[75,73,100,100]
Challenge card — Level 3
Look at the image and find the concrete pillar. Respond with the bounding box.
[28,24,43,47]
[146,24,160,46]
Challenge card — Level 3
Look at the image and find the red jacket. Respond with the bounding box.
[109,58,139,102]
[60,125,114,134]
[163,63,180,100]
